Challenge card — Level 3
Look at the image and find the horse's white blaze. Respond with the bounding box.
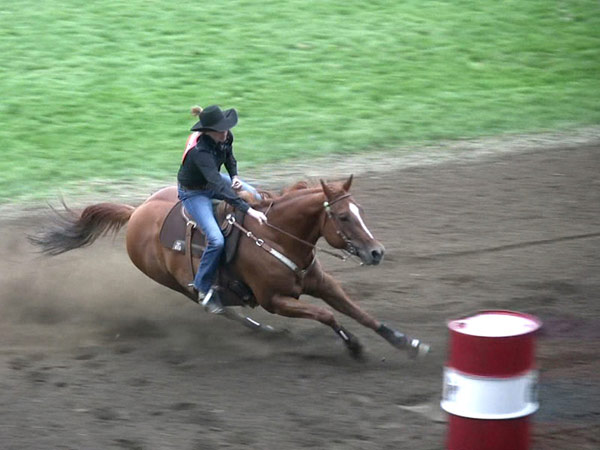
[349,203,374,239]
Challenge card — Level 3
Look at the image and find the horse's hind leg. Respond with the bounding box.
[267,294,363,358]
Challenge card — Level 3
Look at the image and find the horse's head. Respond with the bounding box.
[320,175,385,265]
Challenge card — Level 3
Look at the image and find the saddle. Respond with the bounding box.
[159,201,256,307]
[159,200,240,261]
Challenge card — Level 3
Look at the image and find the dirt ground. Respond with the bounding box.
[1,142,599,450]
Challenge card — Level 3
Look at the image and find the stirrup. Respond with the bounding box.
[200,288,224,315]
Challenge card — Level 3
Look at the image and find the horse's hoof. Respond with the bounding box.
[408,339,430,359]
[346,340,364,360]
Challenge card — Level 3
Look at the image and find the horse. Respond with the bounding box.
[30,175,429,358]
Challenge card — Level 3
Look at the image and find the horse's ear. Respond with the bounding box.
[342,174,353,192]
[320,179,334,201]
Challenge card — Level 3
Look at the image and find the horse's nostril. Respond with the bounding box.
[371,250,383,262]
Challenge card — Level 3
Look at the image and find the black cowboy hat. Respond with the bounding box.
[190,105,238,132]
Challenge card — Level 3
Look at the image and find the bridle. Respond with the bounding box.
[322,193,360,256]
[261,192,360,258]
[227,191,362,278]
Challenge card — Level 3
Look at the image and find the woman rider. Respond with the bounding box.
[177,105,267,312]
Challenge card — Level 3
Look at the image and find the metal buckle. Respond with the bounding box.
[226,214,236,225]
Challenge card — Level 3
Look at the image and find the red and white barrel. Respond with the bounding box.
[441,310,542,450]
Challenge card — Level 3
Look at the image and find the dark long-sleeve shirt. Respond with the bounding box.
[177,132,250,213]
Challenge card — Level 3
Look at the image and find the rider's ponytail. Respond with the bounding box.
[191,105,203,116]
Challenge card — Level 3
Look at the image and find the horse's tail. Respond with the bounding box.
[29,201,135,256]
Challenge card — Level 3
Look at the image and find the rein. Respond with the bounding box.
[226,214,317,278]
[264,221,348,261]
[228,191,358,277]
[264,192,356,261]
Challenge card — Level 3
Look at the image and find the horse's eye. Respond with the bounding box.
[339,214,350,222]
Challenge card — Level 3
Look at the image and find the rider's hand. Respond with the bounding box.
[231,176,243,190]
[247,207,267,225]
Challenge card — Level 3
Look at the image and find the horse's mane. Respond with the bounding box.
[240,179,347,208]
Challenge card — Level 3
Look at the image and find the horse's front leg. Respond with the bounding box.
[304,270,430,358]
[267,293,363,358]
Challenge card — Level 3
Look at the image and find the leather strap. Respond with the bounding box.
[185,219,197,283]
[226,214,315,279]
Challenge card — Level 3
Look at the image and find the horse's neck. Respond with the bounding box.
[270,190,325,245]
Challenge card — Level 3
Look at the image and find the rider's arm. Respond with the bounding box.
[223,133,238,179]
[191,151,250,213]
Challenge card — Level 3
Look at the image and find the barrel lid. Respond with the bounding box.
[448,310,541,338]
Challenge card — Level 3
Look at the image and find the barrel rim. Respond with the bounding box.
[447,309,542,337]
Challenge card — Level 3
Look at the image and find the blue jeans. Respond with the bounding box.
[178,174,259,293]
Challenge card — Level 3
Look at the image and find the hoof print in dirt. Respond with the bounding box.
[170,402,196,411]
[114,438,144,450]
[74,347,101,361]
[94,407,120,421]
[28,370,49,383]
[9,357,31,371]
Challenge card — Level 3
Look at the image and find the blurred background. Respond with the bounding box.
[1,0,598,204]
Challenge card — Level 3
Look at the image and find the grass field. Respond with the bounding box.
[1,0,599,204]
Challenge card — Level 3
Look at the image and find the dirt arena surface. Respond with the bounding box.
[1,142,599,449]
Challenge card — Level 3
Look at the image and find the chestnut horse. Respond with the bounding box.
[31,175,429,358]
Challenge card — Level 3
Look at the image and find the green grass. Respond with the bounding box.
[1,0,599,203]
